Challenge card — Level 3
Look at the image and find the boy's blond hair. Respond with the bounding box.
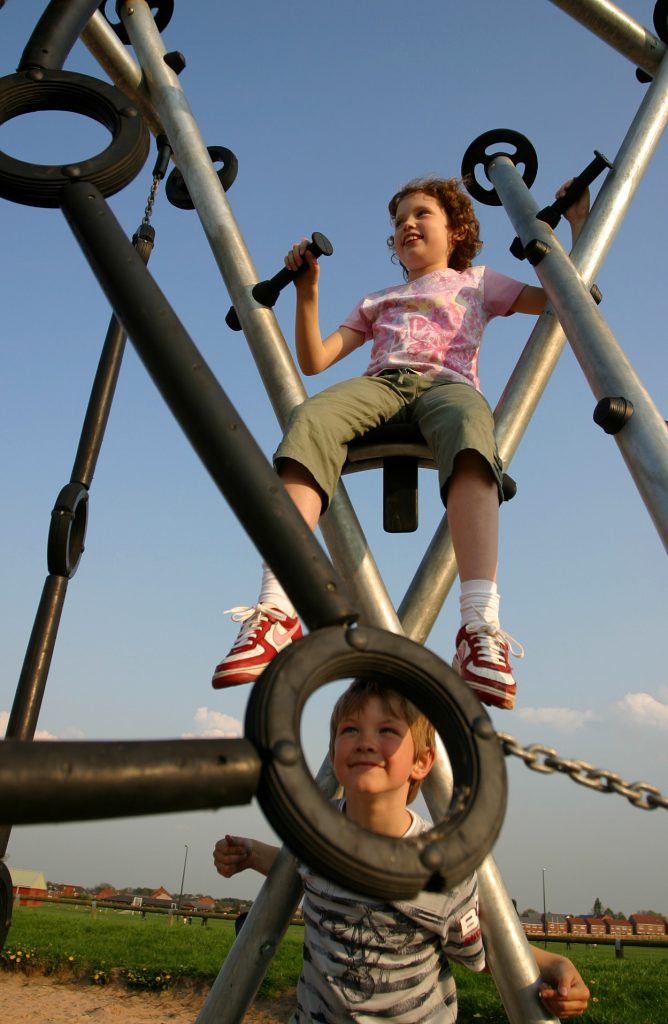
[329,680,436,804]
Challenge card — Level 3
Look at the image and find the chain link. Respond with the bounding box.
[497,732,668,811]
[142,175,160,228]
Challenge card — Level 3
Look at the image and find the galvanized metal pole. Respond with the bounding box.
[548,0,665,76]
[486,160,668,546]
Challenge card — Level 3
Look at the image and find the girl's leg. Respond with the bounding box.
[278,458,326,532]
[414,383,520,711]
[446,450,499,583]
[213,377,405,690]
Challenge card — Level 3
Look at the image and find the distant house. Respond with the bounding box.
[9,868,47,907]
[150,886,173,903]
[519,912,544,936]
[544,914,568,936]
[95,887,119,901]
[48,883,84,899]
[603,915,633,937]
[630,914,667,938]
[586,917,607,937]
[566,916,588,936]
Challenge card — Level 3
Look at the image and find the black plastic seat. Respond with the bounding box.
[343,422,516,533]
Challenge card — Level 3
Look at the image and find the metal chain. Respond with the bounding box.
[141,175,160,228]
[497,732,668,811]
[141,136,173,229]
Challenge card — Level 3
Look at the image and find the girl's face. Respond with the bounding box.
[332,696,429,800]
[393,191,460,280]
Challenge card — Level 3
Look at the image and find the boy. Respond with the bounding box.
[214,680,590,1021]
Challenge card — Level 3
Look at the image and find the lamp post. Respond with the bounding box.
[177,844,189,912]
[542,867,547,948]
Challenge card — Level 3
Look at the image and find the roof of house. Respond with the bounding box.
[8,868,46,890]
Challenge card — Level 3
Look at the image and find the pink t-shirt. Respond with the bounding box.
[342,266,525,390]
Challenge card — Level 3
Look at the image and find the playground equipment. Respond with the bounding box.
[1,1,667,1022]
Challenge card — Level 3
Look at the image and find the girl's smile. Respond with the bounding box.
[393,191,461,280]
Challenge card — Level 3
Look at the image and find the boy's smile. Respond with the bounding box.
[332,695,431,816]
[393,191,461,280]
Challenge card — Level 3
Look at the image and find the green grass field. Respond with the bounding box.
[3,905,668,1022]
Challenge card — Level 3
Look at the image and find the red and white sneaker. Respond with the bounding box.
[452,624,523,711]
[212,603,303,689]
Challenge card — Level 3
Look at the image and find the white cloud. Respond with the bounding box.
[0,710,60,740]
[182,706,243,739]
[516,706,596,731]
[613,692,668,730]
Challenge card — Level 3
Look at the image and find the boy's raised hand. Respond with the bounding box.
[213,834,254,878]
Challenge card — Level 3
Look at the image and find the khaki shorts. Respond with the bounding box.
[274,369,503,513]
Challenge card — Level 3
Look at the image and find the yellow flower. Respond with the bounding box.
[593,997,600,1004]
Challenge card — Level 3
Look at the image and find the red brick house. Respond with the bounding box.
[586,917,607,937]
[566,916,588,936]
[603,916,633,937]
[630,914,667,938]
[545,914,568,936]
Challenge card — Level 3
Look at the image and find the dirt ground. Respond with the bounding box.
[0,973,296,1023]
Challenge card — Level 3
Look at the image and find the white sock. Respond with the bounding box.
[258,563,295,616]
[460,579,500,630]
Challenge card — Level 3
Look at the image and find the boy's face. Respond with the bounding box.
[332,695,432,800]
[393,191,461,280]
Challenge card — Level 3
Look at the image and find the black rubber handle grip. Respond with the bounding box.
[510,150,612,259]
[226,232,333,332]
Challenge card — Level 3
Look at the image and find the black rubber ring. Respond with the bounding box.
[0,70,149,208]
[47,482,89,578]
[461,129,538,206]
[245,624,507,900]
[165,146,238,209]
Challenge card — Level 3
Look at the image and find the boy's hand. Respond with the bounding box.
[556,178,590,233]
[285,238,320,292]
[538,956,590,1018]
[213,834,254,877]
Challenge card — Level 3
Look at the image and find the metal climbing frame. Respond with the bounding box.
[0,1,666,1022]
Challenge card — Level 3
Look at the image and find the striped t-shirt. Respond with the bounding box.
[292,810,484,1023]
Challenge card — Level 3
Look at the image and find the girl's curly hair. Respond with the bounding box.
[387,176,482,275]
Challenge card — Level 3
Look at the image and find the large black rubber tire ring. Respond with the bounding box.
[245,624,507,900]
[0,70,149,208]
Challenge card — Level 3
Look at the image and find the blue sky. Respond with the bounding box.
[1,0,667,918]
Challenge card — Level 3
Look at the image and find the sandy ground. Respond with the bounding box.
[0,973,296,1023]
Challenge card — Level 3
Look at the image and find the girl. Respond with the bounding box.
[212,176,587,710]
